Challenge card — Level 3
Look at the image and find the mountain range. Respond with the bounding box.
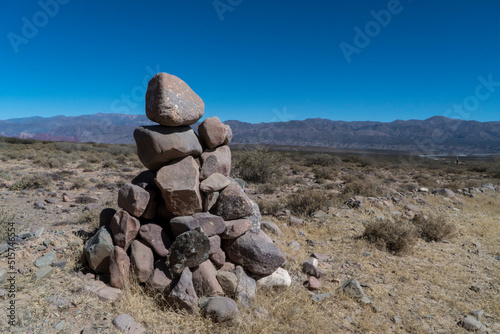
[1,113,499,155]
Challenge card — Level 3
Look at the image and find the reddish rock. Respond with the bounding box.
[308,276,321,290]
[62,192,74,202]
[155,156,202,216]
[130,240,154,283]
[193,212,226,237]
[117,183,150,217]
[109,246,130,289]
[110,210,140,252]
[169,215,200,236]
[167,267,198,313]
[224,231,286,275]
[219,262,235,272]
[220,219,252,239]
[211,182,253,221]
[216,271,238,295]
[210,248,226,268]
[199,155,219,180]
[141,189,158,220]
[208,235,221,255]
[99,208,116,227]
[198,117,233,149]
[139,223,172,258]
[148,261,172,293]
[145,72,204,127]
[134,125,202,171]
[191,260,224,297]
[200,146,231,178]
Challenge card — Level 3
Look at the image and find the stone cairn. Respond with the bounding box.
[84,72,289,320]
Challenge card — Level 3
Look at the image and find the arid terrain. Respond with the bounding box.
[0,137,499,333]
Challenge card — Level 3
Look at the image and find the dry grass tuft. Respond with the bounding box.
[286,188,332,217]
[412,214,456,242]
[363,219,418,255]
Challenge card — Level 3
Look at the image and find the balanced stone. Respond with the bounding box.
[134,125,202,171]
[198,116,233,149]
[117,183,150,217]
[130,240,154,283]
[145,72,204,127]
[139,223,172,257]
[211,181,254,220]
[155,156,203,216]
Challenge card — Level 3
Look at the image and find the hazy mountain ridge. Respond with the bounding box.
[1,114,499,154]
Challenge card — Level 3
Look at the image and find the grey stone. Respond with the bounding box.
[54,320,66,331]
[44,296,71,308]
[51,259,67,268]
[201,297,239,323]
[0,243,8,255]
[233,178,246,190]
[147,261,172,293]
[211,181,253,221]
[245,199,262,230]
[139,223,172,257]
[312,292,333,302]
[302,257,324,278]
[199,155,219,180]
[130,240,154,283]
[340,279,365,299]
[200,173,231,193]
[193,212,226,237]
[168,229,210,275]
[0,269,7,283]
[432,188,456,197]
[261,221,283,236]
[33,266,54,281]
[167,267,199,313]
[220,219,253,239]
[145,72,204,127]
[134,125,202,171]
[33,227,45,238]
[34,251,57,268]
[461,315,483,331]
[234,266,256,307]
[191,260,224,297]
[200,146,231,178]
[170,215,201,236]
[216,271,238,296]
[84,226,114,274]
[113,313,146,334]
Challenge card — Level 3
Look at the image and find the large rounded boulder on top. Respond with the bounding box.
[134,125,202,171]
[155,156,203,217]
[117,183,150,218]
[200,146,231,179]
[211,181,253,221]
[224,230,286,276]
[145,72,204,127]
[198,116,233,149]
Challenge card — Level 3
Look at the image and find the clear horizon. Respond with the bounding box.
[1,1,499,124]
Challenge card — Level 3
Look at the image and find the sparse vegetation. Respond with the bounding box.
[233,148,283,184]
[363,219,418,255]
[10,173,52,190]
[412,214,456,242]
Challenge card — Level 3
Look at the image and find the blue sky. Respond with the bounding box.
[1,0,499,123]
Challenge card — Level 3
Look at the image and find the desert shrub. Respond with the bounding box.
[286,188,332,216]
[412,214,456,242]
[256,198,283,216]
[342,174,385,197]
[0,170,12,180]
[363,219,418,255]
[33,156,67,169]
[10,173,52,191]
[77,162,94,170]
[258,182,278,194]
[71,178,88,190]
[0,209,15,242]
[305,153,342,167]
[233,148,283,184]
[312,166,337,181]
[77,209,100,226]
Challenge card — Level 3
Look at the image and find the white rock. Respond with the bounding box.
[256,268,291,291]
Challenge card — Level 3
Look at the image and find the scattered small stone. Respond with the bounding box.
[371,305,382,313]
[43,239,51,247]
[307,276,321,290]
[388,291,396,297]
[34,251,57,268]
[312,292,333,302]
[33,266,54,281]
[44,296,71,308]
[37,245,47,251]
[345,315,355,323]
[256,267,291,291]
[261,221,283,236]
[18,232,34,239]
[0,269,7,283]
[32,227,45,238]
[391,317,402,325]
[34,200,45,209]
[362,251,371,257]
[113,314,146,334]
[469,285,481,293]
[340,279,365,299]
[0,243,8,254]
[0,288,7,299]
[470,310,484,319]
[298,231,306,237]
[288,241,301,250]
[289,216,303,227]
[54,320,66,331]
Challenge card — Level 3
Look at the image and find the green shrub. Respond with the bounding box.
[10,173,52,191]
[363,219,418,255]
[233,148,283,184]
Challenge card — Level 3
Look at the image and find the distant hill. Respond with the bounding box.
[1,114,499,155]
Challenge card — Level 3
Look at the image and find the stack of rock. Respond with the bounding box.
[84,72,289,318]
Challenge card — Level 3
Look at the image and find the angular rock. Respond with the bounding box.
[209,235,221,255]
[155,156,203,216]
[210,248,226,268]
[84,226,114,274]
[170,215,200,237]
[203,191,219,212]
[147,261,172,293]
[167,267,198,313]
[134,125,202,171]
[245,199,262,230]
[256,268,291,291]
[211,181,253,220]
[340,279,365,299]
[99,208,117,227]
[34,251,57,268]
[219,262,235,272]
[113,314,146,334]
[234,266,256,307]
[117,183,150,217]
[307,276,321,290]
[109,246,130,289]
[220,219,252,239]
[200,173,231,193]
[130,240,154,283]
[145,72,204,127]
[224,231,285,275]
[131,170,158,190]
[200,146,231,178]
[110,210,140,252]
[168,229,210,275]
[216,270,238,295]
[191,260,224,297]
[141,189,158,220]
[198,117,233,149]
[139,223,172,257]
[193,212,226,237]
[302,257,324,278]
[33,266,54,281]
[199,155,219,180]
[201,297,239,323]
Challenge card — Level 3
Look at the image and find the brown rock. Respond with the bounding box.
[139,223,172,258]
[145,72,204,127]
[198,117,233,149]
[169,215,201,236]
[220,219,252,239]
[193,212,226,237]
[130,240,154,283]
[147,261,172,293]
[216,271,238,296]
[110,210,140,252]
[192,260,224,297]
[131,170,158,191]
[201,297,239,323]
[210,248,226,268]
[134,125,202,171]
[224,231,286,275]
[155,156,202,216]
[211,182,253,221]
[308,276,321,290]
[109,246,130,289]
[199,155,219,180]
[208,235,221,255]
[167,267,198,313]
[141,189,158,220]
[219,262,235,272]
[117,183,150,217]
[200,173,231,193]
[200,146,231,178]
